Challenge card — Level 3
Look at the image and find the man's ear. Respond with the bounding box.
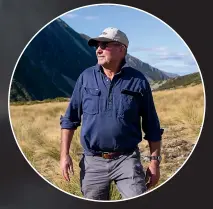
[121,45,127,55]
[120,45,126,53]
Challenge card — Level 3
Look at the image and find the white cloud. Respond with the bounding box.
[129,46,168,53]
[84,16,99,20]
[131,46,195,67]
[64,13,79,19]
[131,46,198,75]
[64,14,99,20]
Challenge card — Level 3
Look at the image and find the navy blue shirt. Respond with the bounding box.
[60,60,162,155]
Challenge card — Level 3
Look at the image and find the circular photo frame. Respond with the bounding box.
[8,3,205,202]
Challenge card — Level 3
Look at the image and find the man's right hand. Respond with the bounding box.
[60,154,74,181]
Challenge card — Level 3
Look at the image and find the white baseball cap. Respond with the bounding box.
[88,27,129,48]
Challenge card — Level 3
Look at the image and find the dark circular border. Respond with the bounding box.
[0,0,212,208]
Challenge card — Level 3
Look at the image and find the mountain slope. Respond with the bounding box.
[125,54,170,82]
[160,71,179,78]
[11,19,178,102]
[10,19,97,102]
[153,72,202,91]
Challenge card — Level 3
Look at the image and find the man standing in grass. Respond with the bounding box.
[60,27,162,200]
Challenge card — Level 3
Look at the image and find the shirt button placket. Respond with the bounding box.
[107,84,113,114]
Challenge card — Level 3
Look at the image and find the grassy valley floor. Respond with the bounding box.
[9,84,205,200]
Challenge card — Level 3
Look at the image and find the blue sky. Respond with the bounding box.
[60,4,199,76]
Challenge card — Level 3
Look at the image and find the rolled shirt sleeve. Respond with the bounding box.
[140,79,162,141]
[60,75,83,130]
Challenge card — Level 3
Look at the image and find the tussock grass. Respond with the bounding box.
[9,84,205,200]
[153,84,204,131]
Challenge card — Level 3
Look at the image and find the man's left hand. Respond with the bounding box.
[145,162,160,189]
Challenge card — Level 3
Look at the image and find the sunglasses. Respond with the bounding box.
[94,41,123,50]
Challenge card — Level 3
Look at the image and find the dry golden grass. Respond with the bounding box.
[10,102,83,197]
[153,84,204,136]
[9,84,205,200]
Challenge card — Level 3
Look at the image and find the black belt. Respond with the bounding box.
[93,150,135,159]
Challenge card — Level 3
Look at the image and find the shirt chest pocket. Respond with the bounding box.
[82,87,101,115]
[118,88,143,120]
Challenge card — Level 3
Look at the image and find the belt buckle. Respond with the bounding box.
[102,152,111,159]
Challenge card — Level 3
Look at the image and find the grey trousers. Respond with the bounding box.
[79,150,147,200]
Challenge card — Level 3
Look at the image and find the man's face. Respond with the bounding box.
[95,41,125,67]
